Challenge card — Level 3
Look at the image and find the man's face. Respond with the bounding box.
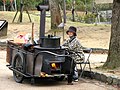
[68,32,74,37]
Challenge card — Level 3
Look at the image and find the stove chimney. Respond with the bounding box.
[36,1,49,45]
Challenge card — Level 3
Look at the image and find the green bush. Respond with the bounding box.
[75,5,85,11]
[100,16,106,22]
[97,3,112,11]
[77,15,84,22]
[84,13,96,23]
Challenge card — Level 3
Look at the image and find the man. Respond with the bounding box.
[62,26,85,84]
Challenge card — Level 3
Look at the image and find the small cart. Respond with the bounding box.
[6,40,72,84]
[6,3,73,84]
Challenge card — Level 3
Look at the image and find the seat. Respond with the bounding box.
[75,48,92,78]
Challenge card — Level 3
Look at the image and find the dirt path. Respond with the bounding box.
[0,50,117,90]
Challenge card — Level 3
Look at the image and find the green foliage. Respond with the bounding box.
[97,3,113,11]
[84,13,96,23]
[77,15,84,23]
[67,12,96,24]
[66,0,94,11]
[0,1,2,5]
[2,0,112,11]
[75,0,85,11]
[24,0,43,9]
[100,16,106,22]
[16,0,43,10]
[80,0,92,4]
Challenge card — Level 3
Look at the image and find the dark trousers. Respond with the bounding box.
[67,59,75,83]
[67,74,73,83]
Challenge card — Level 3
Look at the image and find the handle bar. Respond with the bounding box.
[36,51,70,57]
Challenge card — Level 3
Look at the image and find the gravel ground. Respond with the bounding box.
[0,50,118,90]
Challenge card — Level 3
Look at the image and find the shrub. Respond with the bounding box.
[84,13,96,24]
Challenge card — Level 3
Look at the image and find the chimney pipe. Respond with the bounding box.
[36,5,49,45]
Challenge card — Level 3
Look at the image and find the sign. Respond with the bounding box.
[95,0,113,4]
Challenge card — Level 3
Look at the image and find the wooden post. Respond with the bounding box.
[31,23,34,44]
[19,0,23,22]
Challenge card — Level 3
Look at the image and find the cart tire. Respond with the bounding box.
[13,52,25,83]
[54,76,65,81]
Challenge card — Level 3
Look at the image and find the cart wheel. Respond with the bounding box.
[54,76,65,81]
[13,52,25,83]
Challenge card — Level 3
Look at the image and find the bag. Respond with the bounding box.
[14,32,28,44]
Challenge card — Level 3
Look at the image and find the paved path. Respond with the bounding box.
[0,51,118,90]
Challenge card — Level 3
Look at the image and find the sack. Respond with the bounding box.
[14,32,28,44]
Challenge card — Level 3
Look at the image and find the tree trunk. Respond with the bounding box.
[3,0,6,11]
[10,0,15,11]
[103,0,120,69]
[49,0,62,29]
[72,0,75,22]
[14,0,17,11]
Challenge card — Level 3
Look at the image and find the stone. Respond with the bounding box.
[94,72,101,81]
[83,71,91,78]
[111,76,119,85]
[100,74,107,83]
[90,71,95,79]
[107,76,113,85]
[117,79,120,87]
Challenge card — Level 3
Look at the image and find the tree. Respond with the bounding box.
[49,0,62,29]
[10,0,14,11]
[103,0,120,69]
[71,0,75,22]
[14,0,17,10]
[12,0,32,23]
[3,0,6,11]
